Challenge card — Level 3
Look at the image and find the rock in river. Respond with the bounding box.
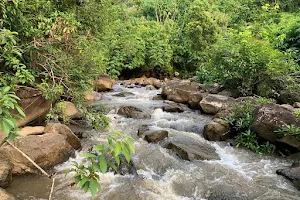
[117,106,151,119]
[138,125,168,143]
[164,136,220,161]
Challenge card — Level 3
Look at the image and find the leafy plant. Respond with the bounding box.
[235,129,275,154]
[276,124,300,140]
[69,131,135,197]
[0,86,25,142]
[226,101,255,132]
[257,96,276,104]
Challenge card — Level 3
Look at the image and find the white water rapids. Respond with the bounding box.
[7,84,300,200]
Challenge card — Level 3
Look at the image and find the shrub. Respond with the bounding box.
[69,131,135,197]
[199,30,298,98]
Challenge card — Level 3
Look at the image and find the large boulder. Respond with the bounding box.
[0,161,12,188]
[137,125,168,143]
[203,118,232,141]
[200,94,234,115]
[0,188,15,200]
[251,103,300,143]
[55,101,81,120]
[94,75,114,92]
[162,100,184,113]
[15,87,53,127]
[162,81,203,105]
[117,106,151,119]
[164,136,220,161]
[0,133,75,174]
[294,102,300,108]
[277,166,300,190]
[188,92,203,109]
[44,123,81,150]
[17,126,44,137]
[83,91,102,102]
[277,136,300,153]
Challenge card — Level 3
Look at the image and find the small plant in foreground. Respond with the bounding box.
[0,86,25,142]
[69,131,135,197]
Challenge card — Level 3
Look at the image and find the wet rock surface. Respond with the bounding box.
[138,125,168,143]
[203,118,232,141]
[0,161,12,188]
[164,136,220,161]
[162,100,185,113]
[117,106,151,119]
[251,103,300,143]
[0,133,75,174]
[277,166,300,190]
[200,94,234,115]
[0,188,15,200]
[44,123,81,150]
[94,75,114,92]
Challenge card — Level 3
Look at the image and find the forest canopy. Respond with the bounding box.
[0,0,299,102]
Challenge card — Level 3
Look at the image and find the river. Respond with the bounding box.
[7,83,300,200]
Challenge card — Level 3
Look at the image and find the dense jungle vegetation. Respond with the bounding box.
[1,0,300,138]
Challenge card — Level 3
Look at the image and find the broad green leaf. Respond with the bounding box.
[122,145,131,163]
[83,182,89,193]
[114,142,121,157]
[78,177,88,188]
[100,159,107,174]
[92,162,100,172]
[3,118,15,128]
[1,120,11,135]
[89,179,99,196]
[15,105,25,117]
[82,153,97,158]
[108,162,118,172]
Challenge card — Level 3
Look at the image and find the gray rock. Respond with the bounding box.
[203,118,232,141]
[0,188,15,200]
[251,103,300,143]
[138,125,168,143]
[277,166,300,190]
[162,100,184,113]
[164,136,220,161]
[0,161,12,188]
[117,106,151,119]
[200,94,234,115]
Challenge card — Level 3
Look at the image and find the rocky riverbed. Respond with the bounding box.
[2,79,300,200]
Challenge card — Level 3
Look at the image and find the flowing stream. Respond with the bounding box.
[7,84,300,200]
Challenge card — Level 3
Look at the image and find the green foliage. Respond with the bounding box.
[295,110,300,118]
[199,29,298,97]
[257,96,276,104]
[0,86,25,142]
[226,101,255,132]
[235,130,274,154]
[69,131,135,197]
[226,100,275,154]
[276,124,300,140]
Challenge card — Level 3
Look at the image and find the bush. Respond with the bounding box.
[226,100,275,154]
[199,30,299,98]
